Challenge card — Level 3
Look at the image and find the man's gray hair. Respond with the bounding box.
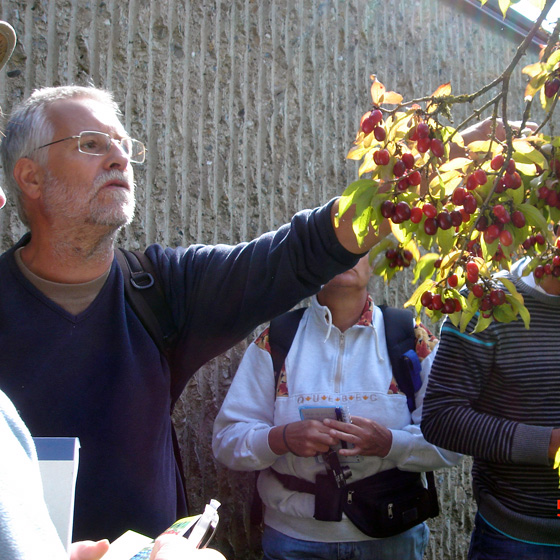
[1,85,120,226]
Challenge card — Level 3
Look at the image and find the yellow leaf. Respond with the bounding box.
[370,76,385,106]
[439,157,472,172]
[522,61,544,78]
[467,140,494,153]
[390,221,406,244]
[430,83,452,98]
[498,0,511,18]
[347,145,369,161]
[382,91,404,105]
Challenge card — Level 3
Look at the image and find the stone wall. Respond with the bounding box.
[0,1,545,558]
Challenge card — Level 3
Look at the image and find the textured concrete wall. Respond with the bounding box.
[0,1,544,558]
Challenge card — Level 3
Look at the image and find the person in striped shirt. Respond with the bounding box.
[421,257,560,559]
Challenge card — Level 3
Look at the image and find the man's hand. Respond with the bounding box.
[149,535,226,560]
[69,540,110,560]
[324,415,392,457]
[269,420,340,457]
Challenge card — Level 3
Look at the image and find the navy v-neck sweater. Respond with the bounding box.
[0,200,360,542]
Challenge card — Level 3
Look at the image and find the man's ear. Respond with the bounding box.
[13,157,44,200]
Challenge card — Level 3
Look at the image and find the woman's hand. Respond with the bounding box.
[324,415,392,457]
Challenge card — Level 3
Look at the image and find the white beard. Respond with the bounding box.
[42,168,136,228]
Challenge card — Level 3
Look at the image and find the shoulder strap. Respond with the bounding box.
[378,305,422,413]
[268,307,307,389]
[116,248,177,357]
[115,248,187,510]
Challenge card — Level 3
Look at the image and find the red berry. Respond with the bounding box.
[480,295,493,311]
[417,122,430,139]
[452,187,467,205]
[380,200,395,218]
[422,203,437,219]
[499,229,513,246]
[547,190,559,207]
[431,294,443,310]
[370,109,383,126]
[417,137,431,153]
[450,210,463,227]
[463,194,478,215]
[475,215,488,232]
[424,218,438,236]
[504,171,522,190]
[374,149,390,166]
[535,232,546,245]
[407,170,422,186]
[374,126,386,142]
[506,159,516,174]
[448,274,458,287]
[466,174,479,191]
[467,261,479,277]
[493,204,506,219]
[472,284,484,298]
[474,169,487,185]
[534,265,545,279]
[434,258,442,268]
[490,289,506,306]
[553,255,560,267]
[393,159,406,177]
[394,201,411,221]
[402,153,415,169]
[437,211,453,230]
[484,224,502,243]
[410,206,423,224]
[430,138,445,158]
[397,178,410,192]
[361,114,376,134]
[442,299,456,314]
[490,154,505,171]
[421,291,433,307]
[385,248,398,260]
[544,78,560,99]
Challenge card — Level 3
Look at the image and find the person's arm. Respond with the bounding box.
[421,320,553,465]
[212,331,338,470]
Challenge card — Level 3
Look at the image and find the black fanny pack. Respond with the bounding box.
[272,467,439,538]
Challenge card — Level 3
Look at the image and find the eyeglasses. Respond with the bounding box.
[33,131,146,164]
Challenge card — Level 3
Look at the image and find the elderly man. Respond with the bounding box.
[0,84,377,541]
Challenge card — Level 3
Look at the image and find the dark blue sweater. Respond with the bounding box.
[0,201,360,542]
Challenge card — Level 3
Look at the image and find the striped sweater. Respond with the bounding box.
[422,259,560,545]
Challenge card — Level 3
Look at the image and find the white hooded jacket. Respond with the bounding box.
[212,294,460,542]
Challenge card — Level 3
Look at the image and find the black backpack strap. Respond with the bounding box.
[115,248,187,512]
[378,305,421,413]
[379,304,439,517]
[116,248,177,356]
[268,307,307,390]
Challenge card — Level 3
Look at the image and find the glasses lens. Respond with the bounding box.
[78,132,110,155]
[129,139,146,163]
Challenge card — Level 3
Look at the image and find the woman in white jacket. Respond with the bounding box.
[213,255,460,560]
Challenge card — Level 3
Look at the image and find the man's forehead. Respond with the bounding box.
[47,97,126,136]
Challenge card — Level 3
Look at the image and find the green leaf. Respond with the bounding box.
[507,296,530,329]
[413,253,440,283]
[472,312,493,333]
[492,302,517,323]
[460,298,479,332]
[337,179,375,222]
[518,202,552,239]
[437,226,455,255]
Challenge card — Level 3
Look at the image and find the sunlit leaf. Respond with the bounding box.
[472,312,493,333]
[370,75,385,105]
[439,157,471,172]
[405,278,435,309]
[519,202,552,239]
[431,83,452,98]
[382,91,404,105]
